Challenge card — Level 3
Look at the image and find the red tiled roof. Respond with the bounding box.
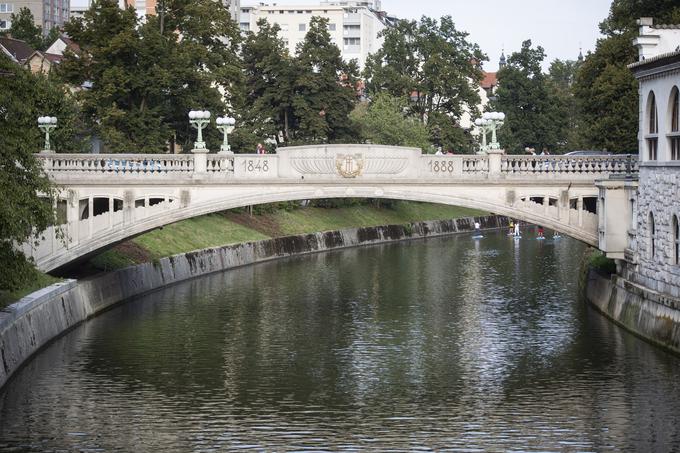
[480,72,497,89]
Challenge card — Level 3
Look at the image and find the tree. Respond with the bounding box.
[491,40,567,154]
[350,93,430,150]
[547,59,584,152]
[60,0,242,153]
[235,19,295,151]
[291,16,359,144]
[573,0,680,153]
[364,16,485,129]
[2,7,60,51]
[0,55,81,290]
[4,7,42,49]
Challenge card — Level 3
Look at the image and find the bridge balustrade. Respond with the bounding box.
[25,146,639,272]
[37,151,639,182]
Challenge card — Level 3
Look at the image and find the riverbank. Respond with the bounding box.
[88,202,486,272]
[0,214,506,389]
[584,262,680,354]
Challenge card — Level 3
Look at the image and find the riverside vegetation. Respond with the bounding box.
[0,201,485,307]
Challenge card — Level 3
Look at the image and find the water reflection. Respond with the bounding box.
[2,231,680,451]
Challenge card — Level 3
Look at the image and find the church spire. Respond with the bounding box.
[499,49,506,69]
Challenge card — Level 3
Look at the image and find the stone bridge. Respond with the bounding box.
[24,145,638,272]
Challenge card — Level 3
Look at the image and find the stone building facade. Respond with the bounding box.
[626,18,680,298]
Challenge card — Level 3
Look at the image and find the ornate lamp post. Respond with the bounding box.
[216,116,236,154]
[38,116,58,153]
[188,110,211,150]
[474,111,505,153]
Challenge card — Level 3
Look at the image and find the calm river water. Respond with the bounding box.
[2,230,680,451]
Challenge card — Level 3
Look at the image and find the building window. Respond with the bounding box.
[299,23,306,31]
[674,215,680,265]
[0,3,13,12]
[647,91,658,160]
[649,212,656,260]
[670,87,680,160]
[328,23,336,31]
[343,37,360,46]
[0,19,7,29]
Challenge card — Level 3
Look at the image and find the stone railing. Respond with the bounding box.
[42,153,196,174]
[501,154,638,176]
[36,147,639,183]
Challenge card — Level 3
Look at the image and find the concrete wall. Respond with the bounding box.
[0,215,507,389]
[585,269,680,353]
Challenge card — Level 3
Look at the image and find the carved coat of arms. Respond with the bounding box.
[335,153,364,178]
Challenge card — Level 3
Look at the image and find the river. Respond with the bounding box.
[2,230,680,451]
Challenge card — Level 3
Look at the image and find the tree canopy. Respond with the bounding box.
[0,55,82,290]
[492,40,567,154]
[60,0,242,153]
[2,7,60,51]
[572,0,680,153]
[364,16,484,153]
[350,93,430,150]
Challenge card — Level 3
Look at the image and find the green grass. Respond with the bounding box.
[0,272,62,309]
[271,203,487,235]
[7,201,486,303]
[133,213,269,260]
[89,249,138,272]
[87,201,487,272]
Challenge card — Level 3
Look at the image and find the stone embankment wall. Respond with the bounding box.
[585,269,680,353]
[627,166,680,299]
[0,215,507,389]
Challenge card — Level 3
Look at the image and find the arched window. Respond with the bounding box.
[674,215,679,265]
[670,87,679,160]
[647,91,658,160]
[649,212,656,260]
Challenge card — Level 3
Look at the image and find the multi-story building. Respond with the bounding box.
[118,0,239,23]
[625,17,680,298]
[240,1,389,70]
[0,0,70,33]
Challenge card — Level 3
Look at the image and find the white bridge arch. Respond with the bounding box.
[25,145,638,272]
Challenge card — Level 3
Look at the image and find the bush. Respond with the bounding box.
[589,251,617,275]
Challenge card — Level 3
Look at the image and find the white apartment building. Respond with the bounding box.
[240,1,388,70]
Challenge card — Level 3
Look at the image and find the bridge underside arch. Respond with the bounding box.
[28,184,600,273]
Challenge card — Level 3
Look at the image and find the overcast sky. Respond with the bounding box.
[239,0,614,71]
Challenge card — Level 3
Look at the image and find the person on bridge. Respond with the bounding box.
[256,143,266,154]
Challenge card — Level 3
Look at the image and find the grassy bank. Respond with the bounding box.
[0,201,486,307]
[90,201,486,271]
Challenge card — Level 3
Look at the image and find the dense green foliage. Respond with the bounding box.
[573,0,680,153]
[492,41,568,154]
[0,55,82,290]
[364,16,484,152]
[350,94,430,150]
[60,0,242,153]
[1,7,59,51]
